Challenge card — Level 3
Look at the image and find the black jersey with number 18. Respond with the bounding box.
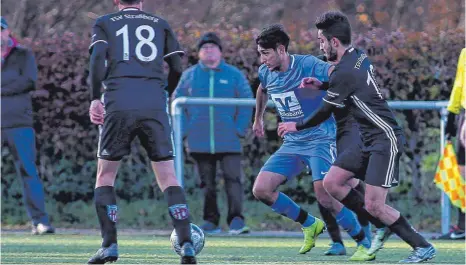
[323,47,403,144]
[89,8,184,112]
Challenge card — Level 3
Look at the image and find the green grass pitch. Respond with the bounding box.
[1,233,465,264]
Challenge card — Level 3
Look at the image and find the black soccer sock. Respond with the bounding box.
[318,203,343,244]
[340,189,385,228]
[389,215,430,248]
[164,186,192,245]
[353,181,370,227]
[94,186,118,248]
[458,208,465,230]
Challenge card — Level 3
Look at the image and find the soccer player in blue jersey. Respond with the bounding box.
[252,24,373,261]
[278,12,435,263]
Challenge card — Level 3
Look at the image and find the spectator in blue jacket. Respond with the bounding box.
[173,32,253,234]
[1,17,54,235]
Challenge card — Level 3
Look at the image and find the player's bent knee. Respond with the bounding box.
[323,177,338,196]
[365,199,384,218]
[96,159,120,187]
[252,184,267,200]
[317,196,334,210]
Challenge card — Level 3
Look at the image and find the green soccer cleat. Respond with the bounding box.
[299,218,325,254]
[349,245,376,261]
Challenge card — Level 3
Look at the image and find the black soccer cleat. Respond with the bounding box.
[88,243,119,264]
[180,242,197,264]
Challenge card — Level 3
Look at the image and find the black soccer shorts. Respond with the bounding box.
[334,134,405,188]
[97,110,174,162]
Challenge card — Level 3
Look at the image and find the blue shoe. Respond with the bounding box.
[180,242,197,264]
[362,224,372,243]
[229,217,250,235]
[87,243,118,264]
[200,221,221,235]
[324,242,346,256]
[399,244,436,263]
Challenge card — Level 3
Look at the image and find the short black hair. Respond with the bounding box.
[315,11,351,45]
[120,0,142,5]
[255,24,290,51]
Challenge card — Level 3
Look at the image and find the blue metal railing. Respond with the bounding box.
[171,98,450,234]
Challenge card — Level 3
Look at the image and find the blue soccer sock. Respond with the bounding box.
[336,207,370,248]
[271,192,315,227]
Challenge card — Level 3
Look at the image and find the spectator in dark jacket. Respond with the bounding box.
[1,17,54,235]
[173,32,253,235]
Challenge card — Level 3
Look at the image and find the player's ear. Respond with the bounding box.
[113,0,119,6]
[331,37,339,48]
[278,45,286,55]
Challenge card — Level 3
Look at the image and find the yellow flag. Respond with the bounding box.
[434,142,465,212]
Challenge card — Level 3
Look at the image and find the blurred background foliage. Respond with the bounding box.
[1,0,465,230]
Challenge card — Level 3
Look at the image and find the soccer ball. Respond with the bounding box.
[170,223,205,256]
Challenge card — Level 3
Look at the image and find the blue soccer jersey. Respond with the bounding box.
[258,54,336,156]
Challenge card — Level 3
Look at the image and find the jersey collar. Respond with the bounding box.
[121,7,140,11]
[289,54,295,69]
[274,54,294,72]
[339,46,355,62]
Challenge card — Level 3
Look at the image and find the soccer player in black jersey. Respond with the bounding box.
[87,0,196,263]
[278,11,435,263]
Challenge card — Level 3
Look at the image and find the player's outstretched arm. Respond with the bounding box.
[299,77,324,90]
[253,84,268,137]
[277,102,334,137]
[295,102,334,130]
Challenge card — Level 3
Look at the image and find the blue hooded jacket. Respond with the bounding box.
[173,60,253,153]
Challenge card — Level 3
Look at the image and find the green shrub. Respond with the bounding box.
[2,25,464,229]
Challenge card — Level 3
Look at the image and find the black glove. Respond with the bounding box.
[445,111,457,139]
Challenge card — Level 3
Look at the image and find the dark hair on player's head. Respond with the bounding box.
[120,0,142,5]
[255,24,290,51]
[315,11,352,46]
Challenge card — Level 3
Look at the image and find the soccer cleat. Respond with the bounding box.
[349,245,376,261]
[200,221,221,235]
[87,243,118,264]
[229,217,250,235]
[299,217,325,254]
[180,242,197,264]
[398,244,436,263]
[324,242,346,255]
[434,225,465,240]
[368,227,393,255]
[31,223,55,235]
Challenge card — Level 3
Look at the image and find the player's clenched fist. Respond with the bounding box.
[277,122,297,137]
[253,119,265,138]
[299,77,323,89]
[89,99,104,125]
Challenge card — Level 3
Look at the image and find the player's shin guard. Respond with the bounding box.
[94,186,118,248]
[318,203,343,244]
[164,186,192,245]
[341,189,385,228]
[353,181,370,227]
[389,215,430,248]
[271,192,315,226]
[336,207,370,248]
